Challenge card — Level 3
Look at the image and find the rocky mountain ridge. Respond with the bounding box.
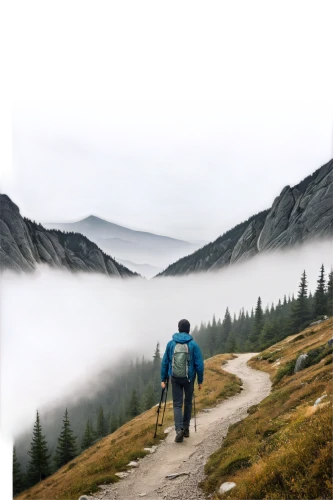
[0,195,136,278]
[158,159,333,276]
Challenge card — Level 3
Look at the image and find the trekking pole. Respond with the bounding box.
[160,378,169,427]
[193,390,197,432]
[154,386,165,438]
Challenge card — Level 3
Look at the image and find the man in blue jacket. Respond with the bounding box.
[161,319,204,442]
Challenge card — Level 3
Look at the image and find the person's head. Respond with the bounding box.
[178,319,190,333]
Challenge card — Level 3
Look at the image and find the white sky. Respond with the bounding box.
[5,100,333,242]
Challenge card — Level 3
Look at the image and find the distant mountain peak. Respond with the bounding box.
[79,215,111,224]
[84,215,101,221]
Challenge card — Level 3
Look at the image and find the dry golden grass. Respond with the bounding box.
[16,354,241,500]
[201,318,333,500]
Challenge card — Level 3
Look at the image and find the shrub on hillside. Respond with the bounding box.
[273,359,297,385]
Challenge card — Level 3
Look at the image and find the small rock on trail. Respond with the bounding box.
[219,481,236,493]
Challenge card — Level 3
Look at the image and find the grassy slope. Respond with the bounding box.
[16,354,242,500]
[202,318,333,500]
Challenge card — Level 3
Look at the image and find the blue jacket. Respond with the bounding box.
[161,332,204,384]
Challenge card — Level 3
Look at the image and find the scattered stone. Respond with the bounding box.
[138,494,147,497]
[127,461,139,467]
[294,354,308,373]
[202,409,211,413]
[219,482,236,493]
[78,496,90,500]
[115,472,129,478]
[164,426,173,434]
[166,472,190,479]
[144,446,157,454]
[314,394,327,406]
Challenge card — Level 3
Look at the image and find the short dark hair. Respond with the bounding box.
[178,319,190,333]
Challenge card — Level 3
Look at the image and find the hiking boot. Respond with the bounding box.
[175,429,184,442]
[183,428,190,438]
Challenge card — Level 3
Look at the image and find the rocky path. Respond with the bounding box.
[82,353,271,500]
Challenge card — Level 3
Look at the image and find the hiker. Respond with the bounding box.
[161,319,204,442]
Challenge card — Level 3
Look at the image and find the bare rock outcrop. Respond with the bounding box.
[159,159,333,277]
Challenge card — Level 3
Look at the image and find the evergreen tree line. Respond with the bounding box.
[13,343,162,495]
[193,265,332,357]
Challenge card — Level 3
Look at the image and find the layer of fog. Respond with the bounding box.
[1,240,332,443]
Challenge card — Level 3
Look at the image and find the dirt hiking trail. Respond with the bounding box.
[83,353,271,500]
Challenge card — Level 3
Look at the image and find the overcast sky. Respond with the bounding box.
[3,100,332,242]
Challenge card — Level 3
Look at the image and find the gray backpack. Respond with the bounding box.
[172,342,190,378]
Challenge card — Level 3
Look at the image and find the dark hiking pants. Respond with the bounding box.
[171,376,194,431]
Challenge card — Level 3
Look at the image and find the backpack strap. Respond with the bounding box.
[187,340,193,379]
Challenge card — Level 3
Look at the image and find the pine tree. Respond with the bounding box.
[97,406,106,438]
[153,342,162,393]
[81,420,94,450]
[276,298,282,316]
[26,411,51,485]
[226,331,237,353]
[248,297,264,349]
[206,316,218,356]
[209,315,218,355]
[198,321,210,358]
[255,297,264,328]
[55,408,77,468]
[153,342,161,367]
[13,446,24,495]
[314,264,326,317]
[220,308,232,351]
[259,319,276,349]
[308,291,314,316]
[292,270,310,331]
[326,269,333,316]
[223,308,232,336]
[129,389,140,417]
[143,383,156,410]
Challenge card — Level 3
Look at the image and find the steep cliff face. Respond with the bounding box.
[158,160,333,277]
[258,161,332,251]
[0,195,136,278]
